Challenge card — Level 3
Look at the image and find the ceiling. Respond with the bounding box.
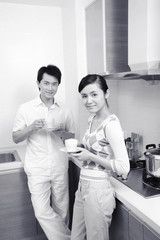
[0,0,95,10]
[0,0,71,7]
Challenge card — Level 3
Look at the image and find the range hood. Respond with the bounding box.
[103,0,160,81]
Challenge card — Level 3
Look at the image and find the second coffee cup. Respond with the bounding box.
[65,138,78,152]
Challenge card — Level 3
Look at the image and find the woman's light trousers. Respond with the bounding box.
[71,178,116,240]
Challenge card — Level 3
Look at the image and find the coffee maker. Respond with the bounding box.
[125,132,143,168]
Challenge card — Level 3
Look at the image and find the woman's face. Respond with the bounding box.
[80,83,108,114]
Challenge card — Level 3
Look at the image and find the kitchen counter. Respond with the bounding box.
[70,156,160,237]
[111,176,160,236]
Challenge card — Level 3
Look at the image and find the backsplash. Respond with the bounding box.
[109,79,160,153]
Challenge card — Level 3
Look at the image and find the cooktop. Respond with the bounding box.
[113,162,160,198]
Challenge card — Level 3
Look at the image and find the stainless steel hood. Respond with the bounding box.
[102,0,160,81]
[104,65,160,81]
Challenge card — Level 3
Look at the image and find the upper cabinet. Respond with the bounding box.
[85,0,104,74]
[128,0,160,74]
[85,0,130,75]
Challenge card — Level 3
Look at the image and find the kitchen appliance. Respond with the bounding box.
[144,144,160,178]
[142,168,160,190]
[102,0,160,83]
[125,132,143,168]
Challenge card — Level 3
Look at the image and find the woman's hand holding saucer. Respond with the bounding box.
[69,147,92,162]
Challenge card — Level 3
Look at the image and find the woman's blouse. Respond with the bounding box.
[81,114,130,177]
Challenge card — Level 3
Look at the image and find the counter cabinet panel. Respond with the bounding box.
[68,160,80,228]
[0,170,38,240]
[109,199,129,240]
[129,211,143,240]
[109,200,160,240]
[144,225,160,240]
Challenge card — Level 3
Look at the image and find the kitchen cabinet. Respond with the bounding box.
[109,200,160,240]
[85,0,129,74]
[0,170,37,240]
[0,169,47,240]
[85,0,104,74]
[143,225,160,240]
[128,211,160,240]
[37,220,47,236]
[109,199,129,240]
[21,233,47,240]
[68,159,80,228]
[129,211,143,240]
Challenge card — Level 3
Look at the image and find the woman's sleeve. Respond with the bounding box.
[105,117,130,176]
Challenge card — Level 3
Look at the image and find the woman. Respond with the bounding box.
[70,74,130,240]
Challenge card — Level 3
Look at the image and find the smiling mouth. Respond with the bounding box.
[87,105,96,109]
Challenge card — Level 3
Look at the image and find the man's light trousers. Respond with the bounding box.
[28,170,70,240]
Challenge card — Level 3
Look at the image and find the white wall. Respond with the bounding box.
[118,80,160,152]
[0,3,65,147]
[61,2,79,138]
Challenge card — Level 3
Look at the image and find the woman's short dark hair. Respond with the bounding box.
[78,74,108,93]
[37,65,61,84]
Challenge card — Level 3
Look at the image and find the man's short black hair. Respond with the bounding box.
[37,65,61,84]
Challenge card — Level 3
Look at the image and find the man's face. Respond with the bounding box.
[37,73,59,100]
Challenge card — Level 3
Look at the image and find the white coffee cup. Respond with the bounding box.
[45,117,55,128]
[65,138,78,152]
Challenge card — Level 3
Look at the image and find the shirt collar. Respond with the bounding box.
[35,95,61,108]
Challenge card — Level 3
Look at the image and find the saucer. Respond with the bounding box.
[44,127,60,132]
[60,147,81,153]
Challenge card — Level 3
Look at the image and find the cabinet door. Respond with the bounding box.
[109,199,129,240]
[143,225,160,240]
[68,160,80,229]
[0,171,37,240]
[129,211,143,240]
[86,0,104,74]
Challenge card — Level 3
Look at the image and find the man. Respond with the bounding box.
[12,65,75,240]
